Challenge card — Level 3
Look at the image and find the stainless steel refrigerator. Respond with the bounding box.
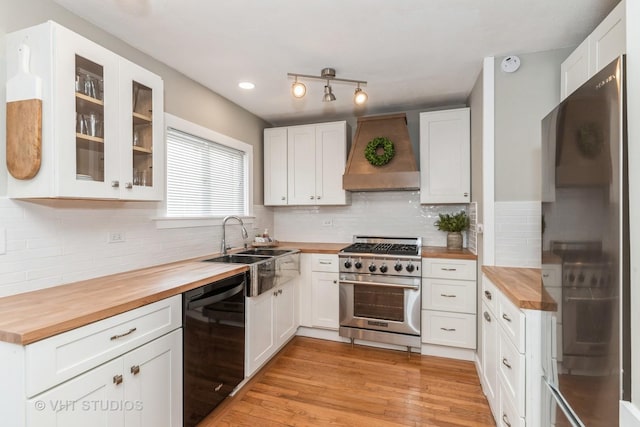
[540,56,630,426]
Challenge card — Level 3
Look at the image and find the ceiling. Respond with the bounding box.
[52,0,617,126]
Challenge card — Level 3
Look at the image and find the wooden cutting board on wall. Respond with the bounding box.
[6,43,42,180]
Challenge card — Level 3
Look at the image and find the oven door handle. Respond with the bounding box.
[339,279,419,291]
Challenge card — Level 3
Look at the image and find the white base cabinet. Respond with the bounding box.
[246,279,299,377]
[479,275,543,427]
[310,254,340,330]
[27,329,182,427]
[0,296,182,427]
[421,258,477,355]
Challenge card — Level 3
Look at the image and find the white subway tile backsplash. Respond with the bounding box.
[494,201,541,268]
[0,197,274,297]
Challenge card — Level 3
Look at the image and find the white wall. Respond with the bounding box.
[494,49,572,203]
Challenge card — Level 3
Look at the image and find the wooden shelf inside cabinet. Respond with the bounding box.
[76,132,104,144]
[75,92,104,109]
[133,112,152,125]
[133,146,152,154]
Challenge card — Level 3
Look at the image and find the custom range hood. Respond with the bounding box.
[343,113,419,191]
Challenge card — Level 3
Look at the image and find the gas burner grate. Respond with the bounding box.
[342,242,419,256]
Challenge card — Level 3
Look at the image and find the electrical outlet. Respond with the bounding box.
[108,231,126,243]
[322,219,333,227]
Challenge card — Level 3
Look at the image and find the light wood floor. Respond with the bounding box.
[200,337,495,426]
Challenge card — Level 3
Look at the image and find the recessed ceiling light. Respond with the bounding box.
[238,81,255,90]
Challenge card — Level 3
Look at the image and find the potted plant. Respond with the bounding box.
[434,211,470,250]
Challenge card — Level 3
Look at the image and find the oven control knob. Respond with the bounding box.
[369,263,377,272]
[394,263,403,272]
[578,273,585,284]
[406,263,415,273]
[354,261,362,269]
[380,264,388,273]
[568,273,576,283]
[591,276,598,286]
[344,260,352,269]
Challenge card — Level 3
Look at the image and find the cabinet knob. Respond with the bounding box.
[125,182,133,189]
[502,414,511,427]
[281,196,286,200]
[310,196,315,200]
[278,289,283,295]
[111,180,120,188]
[130,365,140,375]
[273,291,278,297]
[483,311,491,322]
[333,280,337,284]
[484,290,492,300]
[113,374,123,385]
[316,196,321,200]
[463,192,469,197]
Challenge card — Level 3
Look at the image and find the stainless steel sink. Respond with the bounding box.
[202,254,272,264]
[202,249,300,297]
[236,248,296,257]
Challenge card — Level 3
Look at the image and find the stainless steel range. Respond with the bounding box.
[338,236,422,350]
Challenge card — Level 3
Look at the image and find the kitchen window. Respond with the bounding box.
[163,114,253,220]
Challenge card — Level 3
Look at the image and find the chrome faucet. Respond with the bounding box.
[221,216,249,255]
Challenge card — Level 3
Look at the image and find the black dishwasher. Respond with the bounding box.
[183,272,247,427]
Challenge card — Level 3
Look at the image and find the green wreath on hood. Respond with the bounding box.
[365,137,395,166]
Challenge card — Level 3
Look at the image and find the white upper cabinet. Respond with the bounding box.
[419,108,470,204]
[560,39,590,101]
[264,127,288,205]
[560,0,625,100]
[5,21,164,200]
[264,121,348,206]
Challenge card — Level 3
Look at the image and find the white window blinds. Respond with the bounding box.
[166,127,246,216]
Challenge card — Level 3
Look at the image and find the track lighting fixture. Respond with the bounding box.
[287,67,367,105]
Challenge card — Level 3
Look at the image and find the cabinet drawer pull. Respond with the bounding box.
[278,289,283,295]
[502,313,512,322]
[110,327,137,341]
[542,273,549,278]
[502,413,511,427]
[484,290,492,300]
[113,374,123,385]
[130,365,140,375]
[125,182,133,189]
[319,261,332,265]
[111,180,120,188]
[441,268,457,271]
[214,383,224,392]
[464,192,469,197]
[440,327,456,332]
[273,291,278,297]
[440,293,456,298]
[484,312,491,322]
[502,358,512,369]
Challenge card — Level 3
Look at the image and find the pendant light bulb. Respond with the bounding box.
[322,80,336,102]
[354,87,368,105]
[291,78,306,98]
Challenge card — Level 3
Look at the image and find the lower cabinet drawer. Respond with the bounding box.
[25,295,182,397]
[498,329,525,417]
[423,278,476,314]
[311,254,339,272]
[499,382,525,427]
[421,310,476,349]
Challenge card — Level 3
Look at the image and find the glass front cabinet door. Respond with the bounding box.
[6,21,164,200]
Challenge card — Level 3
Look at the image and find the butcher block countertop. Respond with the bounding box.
[482,266,557,312]
[0,257,248,345]
[279,241,477,260]
[0,242,479,346]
